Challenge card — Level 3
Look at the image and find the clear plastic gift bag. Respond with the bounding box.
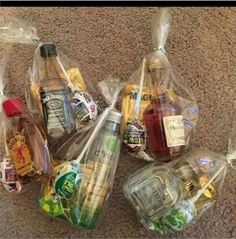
[120,8,198,162]
[39,77,125,230]
[0,16,39,44]
[123,124,236,235]
[0,47,53,194]
[26,43,99,157]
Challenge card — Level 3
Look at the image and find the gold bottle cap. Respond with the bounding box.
[147,57,163,71]
[199,175,216,199]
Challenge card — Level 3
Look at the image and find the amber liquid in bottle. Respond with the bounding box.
[143,58,183,160]
[3,99,36,183]
[38,44,75,148]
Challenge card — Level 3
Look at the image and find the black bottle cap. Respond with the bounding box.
[40,43,57,58]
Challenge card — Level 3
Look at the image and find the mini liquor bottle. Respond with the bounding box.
[70,110,122,229]
[174,149,222,215]
[143,57,185,160]
[37,43,75,146]
[123,163,184,231]
[175,161,200,197]
[3,98,51,185]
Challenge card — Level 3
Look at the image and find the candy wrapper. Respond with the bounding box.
[120,8,198,162]
[26,43,99,157]
[0,44,53,193]
[123,125,236,235]
[39,77,125,230]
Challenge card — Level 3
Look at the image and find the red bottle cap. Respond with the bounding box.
[3,98,26,118]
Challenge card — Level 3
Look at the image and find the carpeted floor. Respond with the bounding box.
[0,7,236,239]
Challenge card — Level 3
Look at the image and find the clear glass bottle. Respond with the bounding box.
[143,57,185,160]
[70,109,122,229]
[123,163,184,231]
[37,43,75,146]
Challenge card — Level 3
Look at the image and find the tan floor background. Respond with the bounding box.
[0,7,236,239]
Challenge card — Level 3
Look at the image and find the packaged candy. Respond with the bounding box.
[0,45,53,193]
[123,137,236,235]
[120,8,198,162]
[39,77,125,229]
[27,43,99,156]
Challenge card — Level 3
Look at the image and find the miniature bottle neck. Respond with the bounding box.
[149,68,162,87]
[103,120,120,135]
[44,57,62,80]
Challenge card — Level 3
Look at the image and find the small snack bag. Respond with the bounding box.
[121,8,198,162]
[39,77,125,230]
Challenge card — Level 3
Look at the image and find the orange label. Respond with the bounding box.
[7,132,33,176]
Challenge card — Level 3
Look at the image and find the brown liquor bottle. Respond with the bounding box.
[143,57,185,161]
[38,44,75,148]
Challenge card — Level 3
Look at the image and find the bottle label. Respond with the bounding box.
[93,134,119,162]
[80,134,120,209]
[123,120,146,153]
[162,200,196,231]
[0,157,17,183]
[40,90,71,132]
[133,176,170,216]
[163,115,185,147]
[7,132,33,176]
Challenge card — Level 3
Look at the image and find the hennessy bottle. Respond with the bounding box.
[143,57,185,160]
[38,43,75,145]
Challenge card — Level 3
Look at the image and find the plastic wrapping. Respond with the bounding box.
[0,16,39,44]
[120,8,198,162]
[26,43,99,157]
[39,77,125,229]
[123,129,236,235]
[0,47,53,193]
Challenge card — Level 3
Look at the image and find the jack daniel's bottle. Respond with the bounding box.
[38,44,75,146]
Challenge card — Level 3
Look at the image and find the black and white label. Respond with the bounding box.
[40,90,70,132]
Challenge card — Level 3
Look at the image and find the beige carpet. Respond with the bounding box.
[0,7,236,239]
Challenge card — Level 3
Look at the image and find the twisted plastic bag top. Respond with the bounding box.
[227,118,236,169]
[75,77,125,164]
[0,16,39,44]
[151,8,171,53]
